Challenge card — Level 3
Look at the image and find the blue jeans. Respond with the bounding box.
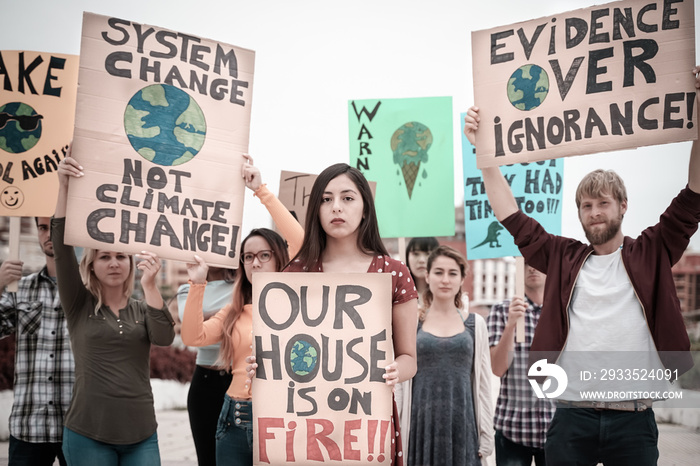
[216,395,253,465]
[545,406,658,466]
[9,436,67,466]
[495,430,545,466]
[62,427,160,466]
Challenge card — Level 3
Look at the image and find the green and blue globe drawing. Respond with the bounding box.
[124,84,206,166]
[0,102,42,154]
[289,339,319,376]
[507,64,549,111]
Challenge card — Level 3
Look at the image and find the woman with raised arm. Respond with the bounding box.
[181,155,304,465]
[176,264,234,466]
[405,245,493,466]
[247,162,418,464]
[53,156,174,466]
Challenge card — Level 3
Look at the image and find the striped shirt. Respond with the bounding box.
[0,267,74,443]
[487,297,554,449]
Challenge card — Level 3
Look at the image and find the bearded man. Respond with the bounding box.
[0,217,75,466]
[462,66,700,466]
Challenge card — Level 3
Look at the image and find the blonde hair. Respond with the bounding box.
[575,169,627,208]
[419,245,469,321]
[79,248,135,314]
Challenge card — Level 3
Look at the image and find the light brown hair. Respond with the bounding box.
[575,169,627,208]
[420,245,468,321]
[216,228,289,369]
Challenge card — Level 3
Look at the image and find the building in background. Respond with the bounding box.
[673,252,700,340]
[4,213,700,340]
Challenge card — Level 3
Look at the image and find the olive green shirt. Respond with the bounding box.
[52,217,175,444]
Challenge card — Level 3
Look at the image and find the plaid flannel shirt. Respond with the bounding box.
[487,296,554,449]
[0,267,74,443]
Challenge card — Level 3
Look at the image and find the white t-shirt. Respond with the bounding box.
[557,248,672,401]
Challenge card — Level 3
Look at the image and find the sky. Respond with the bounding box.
[3,0,699,251]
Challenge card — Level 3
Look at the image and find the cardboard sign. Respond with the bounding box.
[348,97,455,238]
[461,113,563,259]
[65,12,254,266]
[252,272,394,465]
[472,0,697,168]
[279,170,377,229]
[0,51,78,217]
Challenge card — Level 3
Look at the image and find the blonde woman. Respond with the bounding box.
[54,156,174,465]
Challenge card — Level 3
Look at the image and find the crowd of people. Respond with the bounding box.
[1,68,699,466]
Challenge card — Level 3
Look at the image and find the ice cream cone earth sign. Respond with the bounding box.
[348,96,454,238]
[391,121,432,199]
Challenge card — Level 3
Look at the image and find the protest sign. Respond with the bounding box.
[348,97,455,238]
[472,0,696,168]
[0,51,78,217]
[252,272,394,465]
[66,12,254,266]
[279,170,377,228]
[461,113,563,259]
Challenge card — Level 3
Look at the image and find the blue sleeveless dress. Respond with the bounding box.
[408,313,480,466]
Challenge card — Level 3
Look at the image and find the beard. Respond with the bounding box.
[41,242,54,258]
[583,215,622,245]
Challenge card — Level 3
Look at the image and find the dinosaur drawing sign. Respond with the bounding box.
[252,272,394,465]
[471,0,697,168]
[348,97,454,238]
[461,112,563,259]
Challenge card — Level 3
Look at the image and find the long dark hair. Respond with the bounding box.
[405,237,439,284]
[291,163,387,270]
[216,228,289,369]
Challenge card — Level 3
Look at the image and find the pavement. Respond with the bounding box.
[159,413,700,465]
[0,408,698,465]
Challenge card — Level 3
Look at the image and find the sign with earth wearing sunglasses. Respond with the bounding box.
[0,50,79,216]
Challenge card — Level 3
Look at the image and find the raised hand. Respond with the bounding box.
[136,251,161,288]
[241,154,263,191]
[0,260,22,289]
[185,255,209,284]
[463,106,480,146]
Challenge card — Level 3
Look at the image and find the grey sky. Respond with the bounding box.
[3,0,699,250]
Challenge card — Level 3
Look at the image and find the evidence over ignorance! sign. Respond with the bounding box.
[66,12,254,266]
[252,272,394,465]
[472,0,696,168]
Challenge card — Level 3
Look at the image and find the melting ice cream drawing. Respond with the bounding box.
[390,122,432,199]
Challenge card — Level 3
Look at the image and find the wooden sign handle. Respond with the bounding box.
[398,237,406,263]
[7,217,21,292]
[515,256,525,343]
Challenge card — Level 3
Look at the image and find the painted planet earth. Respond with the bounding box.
[0,102,42,154]
[507,64,549,111]
[289,339,318,376]
[124,84,206,166]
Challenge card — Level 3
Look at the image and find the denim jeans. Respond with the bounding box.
[545,406,658,466]
[9,436,67,466]
[494,430,545,466]
[62,427,160,466]
[216,395,253,465]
